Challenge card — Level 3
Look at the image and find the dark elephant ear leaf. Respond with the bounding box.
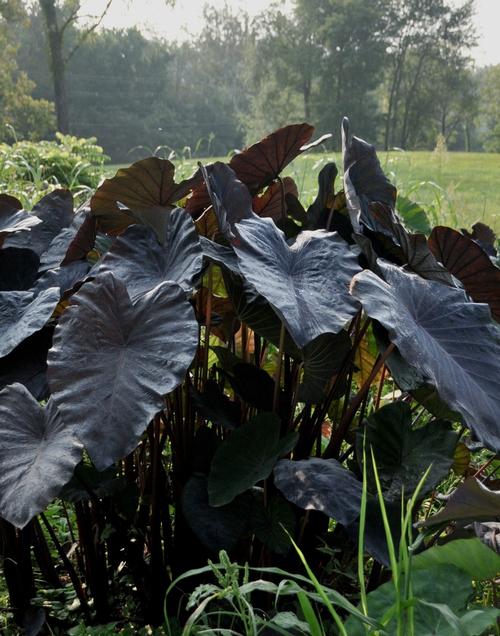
[230,123,314,194]
[48,273,198,470]
[358,402,458,500]
[351,261,500,452]
[90,158,199,239]
[0,287,60,358]
[4,190,74,255]
[182,475,252,552]
[274,458,362,526]
[234,215,361,348]
[199,162,254,240]
[429,226,500,321]
[418,477,500,527]
[462,222,497,257]
[0,197,40,247]
[0,383,82,528]
[342,117,396,232]
[93,208,203,300]
[253,177,298,222]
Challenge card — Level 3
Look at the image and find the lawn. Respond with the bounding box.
[111,149,500,232]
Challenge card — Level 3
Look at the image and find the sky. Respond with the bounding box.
[81,0,500,67]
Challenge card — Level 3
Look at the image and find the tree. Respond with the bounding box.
[381,0,476,149]
[39,0,114,133]
[0,1,54,141]
[479,65,500,152]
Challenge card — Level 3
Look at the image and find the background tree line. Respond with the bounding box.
[1,0,499,160]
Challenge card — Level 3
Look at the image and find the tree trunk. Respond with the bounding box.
[40,0,70,133]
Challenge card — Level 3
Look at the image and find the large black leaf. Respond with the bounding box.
[48,273,198,470]
[0,287,60,358]
[33,261,91,297]
[234,215,361,348]
[306,162,338,230]
[274,458,362,526]
[357,402,458,500]
[0,383,82,528]
[182,474,252,552]
[342,118,396,232]
[93,208,203,300]
[0,247,40,291]
[5,190,74,255]
[351,262,500,451]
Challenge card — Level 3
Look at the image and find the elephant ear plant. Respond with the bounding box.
[0,120,499,633]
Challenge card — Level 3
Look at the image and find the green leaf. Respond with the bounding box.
[413,538,500,581]
[357,402,458,500]
[396,195,431,234]
[208,413,297,506]
[251,492,296,555]
[344,564,497,636]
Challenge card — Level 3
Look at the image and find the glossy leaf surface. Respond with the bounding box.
[234,215,361,348]
[93,208,203,299]
[274,458,362,526]
[351,262,500,451]
[0,384,82,528]
[48,273,198,469]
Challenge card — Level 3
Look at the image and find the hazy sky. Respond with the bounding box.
[82,0,500,66]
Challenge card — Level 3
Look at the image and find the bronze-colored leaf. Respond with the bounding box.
[90,158,199,240]
[253,177,298,222]
[429,226,500,322]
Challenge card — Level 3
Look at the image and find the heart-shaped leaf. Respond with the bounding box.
[250,492,296,555]
[429,226,500,321]
[0,287,60,358]
[357,402,458,499]
[208,412,298,506]
[186,124,314,215]
[274,458,362,526]
[234,215,361,348]
[351,262,500,452]
[231,123,314,194]
[91,158,198,239]
[0,197,40,246]
[0,383,82,528]
[298,331,352,403]
[48,273,198,470]
[5,190,74,255]
[93,208,203,300]
[342,118,396,232]
[182,474,252,552]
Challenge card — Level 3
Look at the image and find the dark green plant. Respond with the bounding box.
[0,119,499,634]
